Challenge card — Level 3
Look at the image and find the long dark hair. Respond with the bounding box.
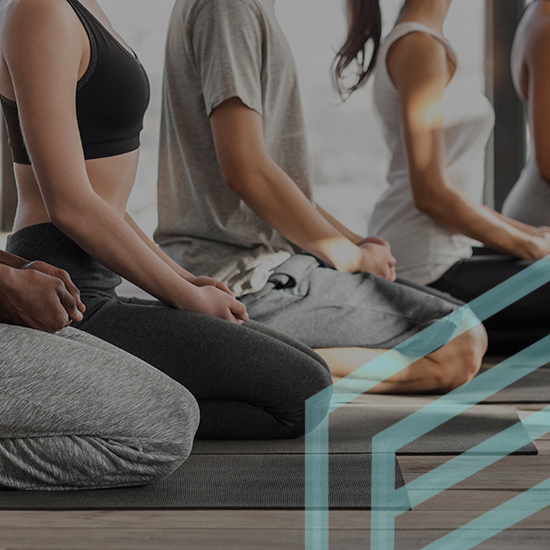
[332,0,382,100]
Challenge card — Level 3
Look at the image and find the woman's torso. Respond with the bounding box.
[502,1,550,226]
[0,0,149,231]
[369,22,495,285]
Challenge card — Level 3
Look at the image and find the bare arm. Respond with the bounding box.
[3,1,244,322]
[388,32,550,260]
[0,249,28,269]
[526,24,550,182]
[315,204,364,245]
[209,97,396,281]
[125,213,236,297]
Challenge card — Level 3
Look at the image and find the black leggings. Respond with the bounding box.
[430,248,550,355]
[6,224,333,440]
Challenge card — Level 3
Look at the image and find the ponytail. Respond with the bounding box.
[332,0,382,99]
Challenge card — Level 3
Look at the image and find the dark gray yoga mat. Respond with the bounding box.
[193,404,536,456]
[482,367,550,403]
[0,454,410,511]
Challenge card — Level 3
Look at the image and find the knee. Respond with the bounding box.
[137,385,200,483]
[434,324,487,391]
[280,356,333,439]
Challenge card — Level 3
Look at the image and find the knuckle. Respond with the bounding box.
[52,312,69,329]
[53,279,65,291]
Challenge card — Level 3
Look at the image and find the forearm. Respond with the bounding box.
[52,195,199,309]
[487,208,538,236]
[420,185,536,258]
[233,161,363,272]
[0,250,28,269]
[315,204,364,245]
[124,213,197,282]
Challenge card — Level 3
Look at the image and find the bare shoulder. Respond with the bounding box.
[386,31,449,89]
[1,0,85,70]
[526,15,550,64]
[1,0,79,46]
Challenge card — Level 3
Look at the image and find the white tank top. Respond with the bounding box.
[368,22,495,284]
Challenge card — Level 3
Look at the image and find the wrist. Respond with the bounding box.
[523,235,545,260]
[171,280,203,311]
[0,264,22,304]
[0,251,28,270]
[320,239,362,273]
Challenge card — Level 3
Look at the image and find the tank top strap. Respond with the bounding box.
[64,0,96,41]
[382,21,457,66]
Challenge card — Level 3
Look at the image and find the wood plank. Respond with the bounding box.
[410,489,544,511]
[535,439,550,455]
[0,527,549,550]
[1,508,550,532]
[395,530,550,550]
[403,470,550,491]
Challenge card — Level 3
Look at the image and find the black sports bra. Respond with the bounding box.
[0,0,150,165]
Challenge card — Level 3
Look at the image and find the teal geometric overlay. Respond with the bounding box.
[305,255,550,550]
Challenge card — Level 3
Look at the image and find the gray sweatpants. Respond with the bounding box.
[240,254,465,349]
[0,325,199,491]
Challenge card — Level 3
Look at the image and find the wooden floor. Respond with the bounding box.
[1,403,549,550]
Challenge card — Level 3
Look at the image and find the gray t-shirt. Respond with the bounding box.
[155,0,314,297]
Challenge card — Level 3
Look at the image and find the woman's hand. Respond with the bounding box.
[358,236,393,250]
[357,242,397,281]
[526,231,550,259]
[191,275,235,297]
[183,285,249,324]
[533,226,550,238]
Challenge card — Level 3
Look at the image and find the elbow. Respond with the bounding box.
[413,194,440,217]
[47,204,84,236]
[45,188,98,235]
[223,167,263,195]
[534,146,550,182]
[536,160,550,184]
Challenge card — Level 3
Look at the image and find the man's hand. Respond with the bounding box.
[357,242,397,281]
[0,264,85,333]
[22,261,86,314]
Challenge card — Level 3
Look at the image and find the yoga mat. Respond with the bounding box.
[0,454,409,511]
[193,404,536,456]
[481,367,550,403]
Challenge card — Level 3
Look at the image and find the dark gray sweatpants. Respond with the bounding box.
[7,224,333,442]
[0,325,199,491]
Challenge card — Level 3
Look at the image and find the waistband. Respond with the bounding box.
[6,223,122,295]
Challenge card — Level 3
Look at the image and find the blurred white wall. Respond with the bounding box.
[103,0,486,237]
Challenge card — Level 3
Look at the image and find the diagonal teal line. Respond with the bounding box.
[331,255,550,402]
[405,411,547,507]
[306,255,550,550]
[406,405,550,507]
[374,337,550,450]
[421,478,550,550]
